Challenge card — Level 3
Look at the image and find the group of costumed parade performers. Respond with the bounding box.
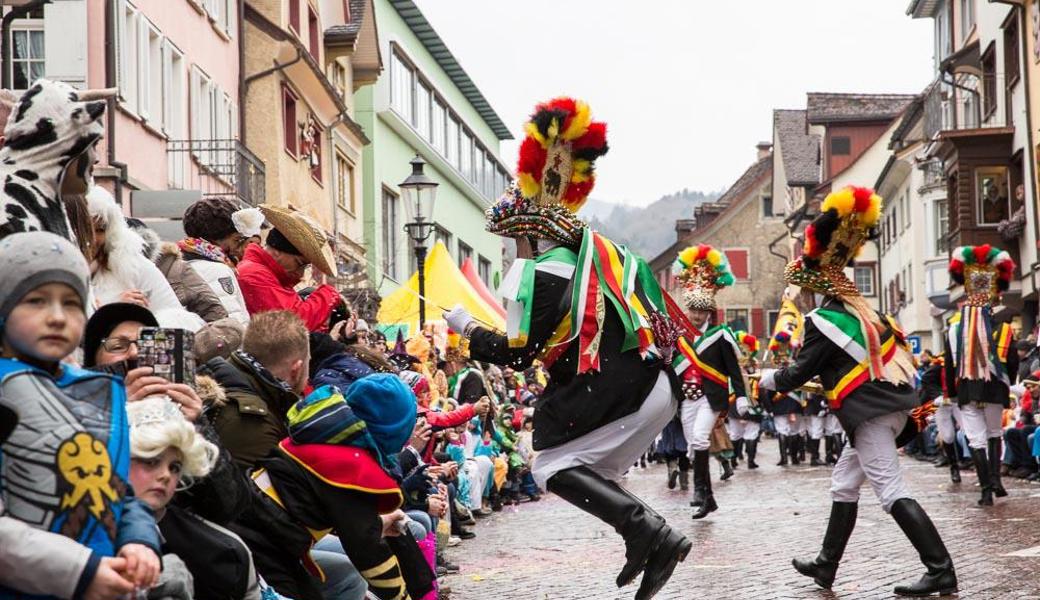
[443,95,972,598]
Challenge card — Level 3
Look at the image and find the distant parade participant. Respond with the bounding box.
[943,245,1018,506]
[445,98,691,600]
[760,186,956,597]
[921,351,962,483]
[805,391,830,466]
[763,331,804,466]
[670,244,749,519]
[726,331,763,470]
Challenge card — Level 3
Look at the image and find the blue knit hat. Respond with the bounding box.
[345,373,417,463]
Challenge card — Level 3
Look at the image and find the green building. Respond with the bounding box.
[355,0,512,303]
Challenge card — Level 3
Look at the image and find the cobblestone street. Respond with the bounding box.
[444,439,1040,599]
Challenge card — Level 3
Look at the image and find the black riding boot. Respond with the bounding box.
[547,466,673,588]
[776,435,789,466]
[971,448,993,506]
[691,450,717,519]
[890,499,958,597]
[824,435,835,465]
[809,437,825,466]
[678,455,690,491]
[790,434,802,465]
[792,501,858,589]
[666,459,679,490]
[746,439,760,469]
[943,443,961,483]
[719,455,734,481]
[733,439,744,465]
[989,437,1008,497]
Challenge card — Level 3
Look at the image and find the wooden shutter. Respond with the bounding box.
[751,308,765,339]
[723,249,749,280]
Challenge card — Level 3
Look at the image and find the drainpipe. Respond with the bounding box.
[103,0,127,204]
[767,232,789,262]
[1,0,50,89]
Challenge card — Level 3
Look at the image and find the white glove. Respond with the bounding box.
[444,304,475,334]
[758,368,777,391]
[932,396,944,407]
[735,396,750,416]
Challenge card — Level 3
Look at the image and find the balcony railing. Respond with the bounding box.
[923,74,1009,141]
[167,139,266,207]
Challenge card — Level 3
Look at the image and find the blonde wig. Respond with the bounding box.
[127,397,218,482]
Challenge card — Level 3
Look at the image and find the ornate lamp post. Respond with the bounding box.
[400,154,439,332]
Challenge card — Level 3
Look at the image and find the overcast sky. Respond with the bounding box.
[412,0,936,207]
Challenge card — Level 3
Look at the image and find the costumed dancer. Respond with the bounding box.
[763,331,803,466]
[444,98,691,600]
[921,351,962,483]
[726,331,763,470]
[759,186,956,597]
[670,244,749,519]
[805,391,830,466]
[944,245,1018,506]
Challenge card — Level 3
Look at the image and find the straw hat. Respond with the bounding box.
[259,204,337,277]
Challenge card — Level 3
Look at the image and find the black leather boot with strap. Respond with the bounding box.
[547,466,671,588]
[792,501,857,589]
[890,498,958,597]
[988,437,1008,497]
[809,437,825,466]
[746,439,759,469]
[691,450,717,519]
[943,443,961,483]
[776,435,789,466]
[971,448,994,506]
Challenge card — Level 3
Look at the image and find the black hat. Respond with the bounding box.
[0,404,16,444]
[83,303,159,367]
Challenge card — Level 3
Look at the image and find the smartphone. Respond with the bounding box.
[136,327,196,387]
[90,358,138,378]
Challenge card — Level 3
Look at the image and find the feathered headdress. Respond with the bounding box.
[734,330,759,364]
[444,329,470,364]
[673,244,735,311]
[948,244,1014,307]
[486,98,608,245]
[768,330,793,365]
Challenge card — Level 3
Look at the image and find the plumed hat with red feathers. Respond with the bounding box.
[948,245,1014,306]
[486,98,608,245]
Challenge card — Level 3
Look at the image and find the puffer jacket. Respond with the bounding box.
[152,242,229,324]
[182,249,251,326]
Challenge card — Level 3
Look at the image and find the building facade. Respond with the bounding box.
[651,146,784,339]
[355,0,512,299]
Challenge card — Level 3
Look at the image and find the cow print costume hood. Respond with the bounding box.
[0,79,112,242]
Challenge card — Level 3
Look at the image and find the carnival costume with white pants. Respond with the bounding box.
[450,97,691,600]
[919,355,962,482]
[943,245,1018,507]
[762,186,956,597]
[681,394,717,453]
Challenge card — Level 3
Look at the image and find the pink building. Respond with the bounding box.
[4,0,258,237]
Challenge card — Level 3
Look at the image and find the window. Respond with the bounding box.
[904,265,913,303]
[432,100,446,154]
[140,21,161,122]
[336,152,355,213]
[725,309,749,332]
[960,0,975,41]
[446,117,460,169]
[390,51,414,124]
[830,136,851,156]
[9,25,44,90]
[457,241,473,266]
[976,166,1010,225]
[981,44,997,119]
[307,7,319,61]
[935,3,952,63]
[934,198,949,255]
[329,62,346,99]
[723,249,749,280]
[161,41,185,137]
[203,0,232,35]
[434,224,452,253]
[310,127,322,183]
[115,0,139,111]
[478,257,491,287]
[761,194,774,218]
[381,188,398,279]
[288,0,300,33]
[415,82,431,139]
[767,310,780,335]
[1005,16,1020,88]
[283,86,298,156]
[853,265,875,296]
[460,133,473,183]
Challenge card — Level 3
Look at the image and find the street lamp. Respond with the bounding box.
[400,154,439,332]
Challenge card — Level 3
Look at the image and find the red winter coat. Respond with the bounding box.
[237,244,339,332]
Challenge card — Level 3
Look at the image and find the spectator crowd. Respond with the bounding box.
[0,191,548,600]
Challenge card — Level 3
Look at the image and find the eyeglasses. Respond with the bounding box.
[100,336,137,353]
[289,254,309,273]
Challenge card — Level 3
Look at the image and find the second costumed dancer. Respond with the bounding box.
[759,186,957,597]
[444,98,691,599]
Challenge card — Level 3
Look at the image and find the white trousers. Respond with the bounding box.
[808,415,826,439]
[791,414,807,435]
[727,419,760,442]
[830,411,912,513]
[773,414,792,436]
[464,455,494,508]
[960,403,1003,450]
[681,395,720,454]
[934,403,964,445]
[824,414,843,436]
[532,372,676,489]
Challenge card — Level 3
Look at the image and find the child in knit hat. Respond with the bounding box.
[0,231,161,599]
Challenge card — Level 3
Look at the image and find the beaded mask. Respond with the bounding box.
[948,245,1014,307]
[673,244,735,312]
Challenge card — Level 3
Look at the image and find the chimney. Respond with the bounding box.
[756,142,772,161]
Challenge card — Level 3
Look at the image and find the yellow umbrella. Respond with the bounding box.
[377,241,506,334]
